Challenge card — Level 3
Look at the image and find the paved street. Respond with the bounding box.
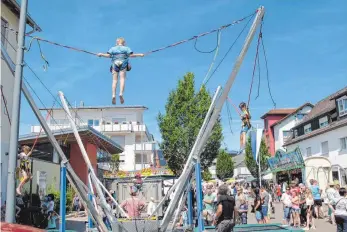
[60,202,338,231]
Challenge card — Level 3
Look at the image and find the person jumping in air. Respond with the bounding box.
[97,38,144,105]
[239,102,251,153]
[16,145,33,195]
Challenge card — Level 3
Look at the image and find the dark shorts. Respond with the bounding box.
[240,125,250,134]
[261,206,268,217]
[314,199,322,206]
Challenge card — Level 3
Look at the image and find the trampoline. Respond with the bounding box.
[192,224,303,232]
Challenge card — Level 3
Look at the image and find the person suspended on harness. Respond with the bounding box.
[97,37,144,105]
[239,102,251,153]
[16,145,33,195]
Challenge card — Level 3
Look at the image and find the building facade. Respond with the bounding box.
[272,103,313,152]
[285,87,347,186]
[1,0,41,205]
[32,105,156,171]
[261,108,297,156]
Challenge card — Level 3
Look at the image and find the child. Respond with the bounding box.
[239,199,248,224]
[239,102,251,152]
[46,194,57,229]
[97,37,144,105]
[16,145,33,195]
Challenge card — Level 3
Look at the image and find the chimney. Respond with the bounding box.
[80,101,84,107]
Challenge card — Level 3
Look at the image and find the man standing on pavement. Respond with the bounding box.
[260,186,270,224]
[281,187,292,225]
[326,182,340,226]
[214,184,237,232]
[203,184,216,225]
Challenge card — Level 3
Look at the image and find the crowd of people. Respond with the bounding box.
[276,179,347,231]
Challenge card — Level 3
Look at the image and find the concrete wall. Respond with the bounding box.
[286,125,347,185]
[0,3,20,205]
[263,115,287,156]
[274,106,313,152]
[22,159,60,195]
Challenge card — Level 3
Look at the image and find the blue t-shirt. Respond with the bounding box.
[107,45,133,64]
[311,185,321,200]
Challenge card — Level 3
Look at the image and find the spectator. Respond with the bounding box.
[214,184,236,232]
[239,198,248,224]
[120,186,145,218]
[299,184,307,227]
[304,188,316,230]
[326,182,340,225]
[291,191,300,227]
[334,187,347,232]
[203,185,216,225]
[276,184,282,202]
[281,187,292,225]
[253,188,264,224]
[310,180,323,219]
[260,186,270,224]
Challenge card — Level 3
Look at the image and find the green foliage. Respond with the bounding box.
[157,72,223,175]
[47,178,75,212]
[202,169,212,181]
[245,137,270,179]
[110,154,120,172]
[216,149,234,180]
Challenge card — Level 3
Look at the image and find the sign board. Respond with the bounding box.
[267,147,305,172]
[37,171,47,200]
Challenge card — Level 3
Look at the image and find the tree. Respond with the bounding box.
[110,154,120,173]
[216,149,234,180]
[202,169,212,181]
[157,72,223,175]
[245,137,270,179]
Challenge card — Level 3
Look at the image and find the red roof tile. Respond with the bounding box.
[260,108,296,119]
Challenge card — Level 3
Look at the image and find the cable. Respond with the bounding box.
[255,49,261,100]
[203,13,256,86]
[194,30,220,54]
[260,21,276,108]
[246,21,262,108]
[26,37,50,71]
[225,101,233,135]
[0,85,12,125]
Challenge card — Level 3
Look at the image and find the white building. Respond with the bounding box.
[272,103,313,152]
[31,105,157,171]
[1,0,41,205]
[285,87,347,186]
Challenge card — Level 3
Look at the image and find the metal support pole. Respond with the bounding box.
[1,44,108,232]
[187,183,193,227]
[160,7,265,231]
[59,164,67,232]
[5,0,28,223]
[258,153,262,188]
[195,163,204,232]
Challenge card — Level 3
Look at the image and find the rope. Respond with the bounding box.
[255,49,261,100]
[194,30,220,54]
[1,12,256,58]
[225,100,233,135]
[201,30,222,86]
[145,12,256,55]
[246,21,262,108]
[260,20,276,108]
[227,97,241,116]
[30,99,57,154]
[26,37,50,71]
[0,85,11,125]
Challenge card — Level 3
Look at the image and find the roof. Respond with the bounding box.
[39,105,148,110]
[293,86,347,129]
[270,103,314,128]
[233,154,245,167]
[285,117,347,146]
[260,108,296,119]
[2,0,42,32]
[19,126,123,154]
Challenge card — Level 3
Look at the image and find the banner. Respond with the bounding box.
[250,129,263,164]
[37,171,47,200]
[267,148,305,172]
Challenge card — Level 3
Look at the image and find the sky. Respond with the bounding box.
[18,0,347,150]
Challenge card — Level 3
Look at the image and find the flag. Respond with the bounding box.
[250,129,263,164]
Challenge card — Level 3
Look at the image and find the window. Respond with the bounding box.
[294,129,298,137]
[135,154,149,164]
[1,17,8,47]
[264,119,268,129]
[337,96,347,117]
[88,119,100,127]
[282,130,291,143]
[306,147,312,157]
[304,124,312,134]
[296,114,305,120]
[319,116,328,128]
[341,137,347,150]
[321,141,329,156]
